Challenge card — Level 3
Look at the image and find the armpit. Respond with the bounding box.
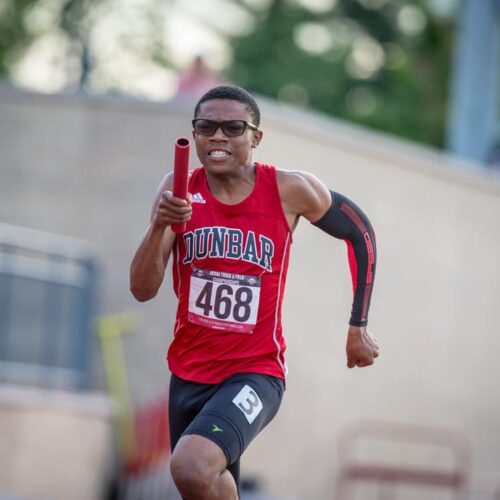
[276,169,331,222]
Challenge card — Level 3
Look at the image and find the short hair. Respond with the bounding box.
[194,85,261,127]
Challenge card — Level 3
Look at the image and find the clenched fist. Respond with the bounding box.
[153,191,193,228]
[346,326,379,368]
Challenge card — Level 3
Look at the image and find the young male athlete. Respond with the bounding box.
[130,85,379,500]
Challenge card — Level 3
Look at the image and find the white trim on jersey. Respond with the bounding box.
[272,232,290,379]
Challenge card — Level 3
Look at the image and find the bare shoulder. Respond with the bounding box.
[157,168,196,194]
[276,169,332,222]
[157,172,175,194]
[149,172,175,221]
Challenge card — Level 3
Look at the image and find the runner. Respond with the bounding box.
[130,85,379,500]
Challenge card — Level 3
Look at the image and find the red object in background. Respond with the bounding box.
[125,395,170,476]
[171,137,191,234]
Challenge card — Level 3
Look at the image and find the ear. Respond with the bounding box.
[252,130,263,148]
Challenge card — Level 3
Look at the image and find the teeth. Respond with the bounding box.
[209,150,229,158]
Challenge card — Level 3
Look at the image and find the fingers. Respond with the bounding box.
[155,191,193,226]
[347,358,375,369]
[356,358,374,368]
[347,356,374,369]
[160,191,192,207]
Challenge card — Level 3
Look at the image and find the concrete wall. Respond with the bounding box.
[0,385,114,500]
[1,85,500,499]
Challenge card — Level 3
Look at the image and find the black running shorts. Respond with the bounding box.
[169,372,285,468]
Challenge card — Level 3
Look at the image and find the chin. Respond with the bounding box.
[204,161,235,176]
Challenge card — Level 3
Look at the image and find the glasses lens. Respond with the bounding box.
[221,121,246,137]
[194,120,217,136]
[193,119,251,137]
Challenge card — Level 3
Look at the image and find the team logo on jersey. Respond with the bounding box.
[183,227,275,272]
[192,192,206,204]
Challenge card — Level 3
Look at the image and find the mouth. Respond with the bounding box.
[208,149,231,160]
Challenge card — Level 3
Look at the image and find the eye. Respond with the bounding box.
[195,120,216,134]
[224,121,246,136]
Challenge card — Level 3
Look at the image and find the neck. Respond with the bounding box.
[206,163,256,204]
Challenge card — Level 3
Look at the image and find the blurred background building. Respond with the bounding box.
[1,0,500,499]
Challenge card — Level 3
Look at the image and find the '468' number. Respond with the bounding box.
[195,282,253,322]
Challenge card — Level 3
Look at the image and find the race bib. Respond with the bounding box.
[188,267,261,334]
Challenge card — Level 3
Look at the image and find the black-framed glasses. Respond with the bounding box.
[192,119,258,137]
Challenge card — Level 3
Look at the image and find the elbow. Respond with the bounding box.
[130,285,158,302]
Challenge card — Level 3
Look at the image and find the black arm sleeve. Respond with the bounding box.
[312,190,376,327]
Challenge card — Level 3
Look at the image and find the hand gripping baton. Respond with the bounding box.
[171,137,190,234]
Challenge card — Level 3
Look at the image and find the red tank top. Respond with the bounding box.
[168,163,292,383]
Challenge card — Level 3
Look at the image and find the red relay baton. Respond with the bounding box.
[171,137,191,234]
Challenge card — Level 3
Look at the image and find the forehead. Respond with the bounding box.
[196,99,251,121]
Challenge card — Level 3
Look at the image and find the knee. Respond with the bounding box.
[170,446,214,494]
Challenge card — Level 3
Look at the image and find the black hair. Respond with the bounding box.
[194,85,261,127]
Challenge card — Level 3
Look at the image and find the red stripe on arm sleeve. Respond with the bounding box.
[312,191,377,326]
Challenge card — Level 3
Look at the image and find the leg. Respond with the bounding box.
[169,373,284,499]
[169,374,214,452]
[170,434,238,500]
[168,375,220,500]
[227,458,240,485]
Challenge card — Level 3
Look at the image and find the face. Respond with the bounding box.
[193,99,263,176]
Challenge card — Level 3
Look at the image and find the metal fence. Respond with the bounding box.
[0,223,98,390]
[336,420,471,500]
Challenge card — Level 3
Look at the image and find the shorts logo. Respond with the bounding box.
[232,384,263,424]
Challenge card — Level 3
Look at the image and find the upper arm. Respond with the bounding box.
[277,170,332,223]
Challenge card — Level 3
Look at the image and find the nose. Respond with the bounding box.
[209,125,227,140]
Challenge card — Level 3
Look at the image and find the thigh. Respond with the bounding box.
[182,372,285,467]
[168,374,216,452]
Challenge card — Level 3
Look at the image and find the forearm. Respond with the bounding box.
[312,190,376,326]
[130,223,172,301]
